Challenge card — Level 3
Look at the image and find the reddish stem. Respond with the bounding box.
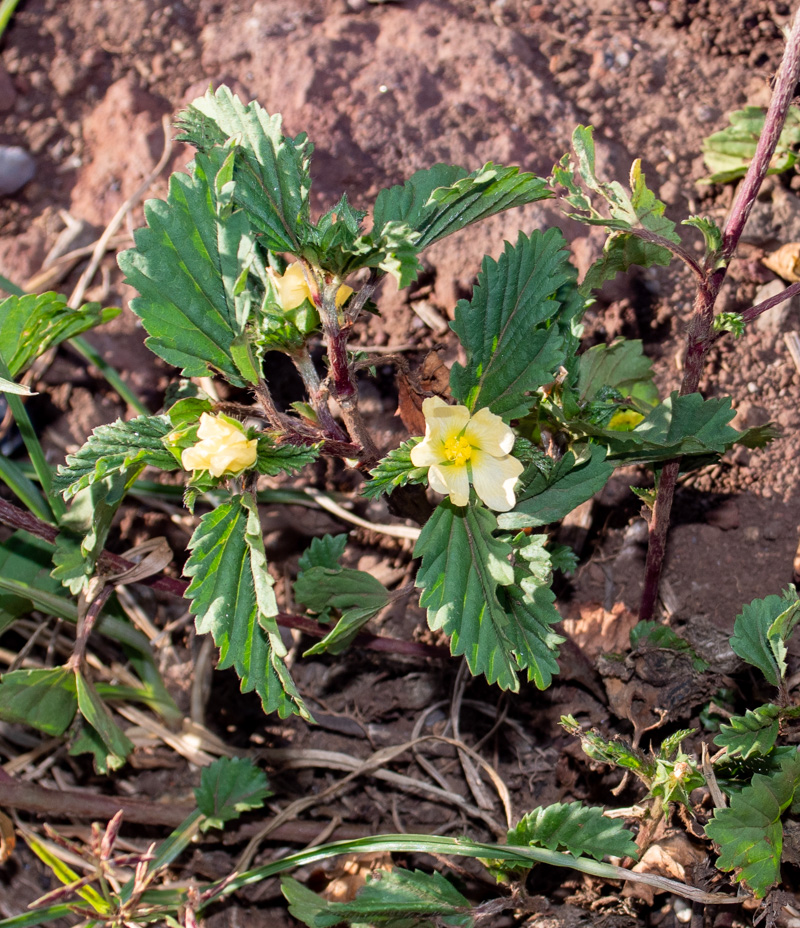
[638,6,800,621]
[0,498,446,659]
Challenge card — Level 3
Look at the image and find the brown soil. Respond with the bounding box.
[2,1,800,926]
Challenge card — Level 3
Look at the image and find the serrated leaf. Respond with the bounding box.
[297,534,349,573]
[501,579,564,690]
[581,231,674,294]
[0,667,77,736]
[576,338,657,407]
[255,434,319,476]
[175,85,311,252]
[450,229,573,419]
[561,715,655,779]
[555,127,680,241]
[372,161,551,253]
[416,500,562,690]
[282,869,473,928]
[415,501,515,688]
[715,705,782,759]
[705,751,800,897]
[195,756,271,832]
[700,105,800,184]
[184,494,308,719]
[54,415,177,500]
[118,150,255,385]
[587,392,738,467]
[506,801,638,864]
[362,438,428,499]
[730,589,800,687]
[72,671,134,773]
[52,468,141,594]
[683,216,724,263]
[497,445,612,531]
[0,292,118,379]
[296,566,391,656]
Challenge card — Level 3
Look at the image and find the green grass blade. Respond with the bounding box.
[0,454,51,522]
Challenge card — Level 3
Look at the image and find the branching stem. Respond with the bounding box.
[639,4,800,621]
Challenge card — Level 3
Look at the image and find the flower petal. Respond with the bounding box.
[410,436,445,467]
[432,463,470,507]
[277,263,313,310]
[421,397,470,440]
[465,406,516,456]
[470,449,524,511]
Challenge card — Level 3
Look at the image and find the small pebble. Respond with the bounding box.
[0,145,35,195]
[746,381,759,394]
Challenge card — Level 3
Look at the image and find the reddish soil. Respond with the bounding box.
[2,1,800,926]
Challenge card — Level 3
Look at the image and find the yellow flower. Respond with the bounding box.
[274,263,353,311]
[181,413,258,478]
[607,409,645,431]
[410,396,524,512]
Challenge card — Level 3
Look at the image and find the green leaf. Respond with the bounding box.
[255,434,319,476]
[195,756,271,832]
[497,445,612,531]
[118,150,255,385]
[0,533,65,633]
[553,126,679,290]
[297,567,391,656]
[52,468,141,594]
[0,668,77,736]
[504,801,638,867]
[715,705,782,759]
[72,671,134,773]
[730,588,800,687]
[700,105,800,184]
[184,493,309,719]
[576,338,657,407]
[415,501,515,687]
[0,292,118,379]
[554,127,680,242]
[175,85,311,252]
[630,621,709,672]
[581,231,674,294]
[282,869,474,928]
[362,438,428,499]
[450,229,573,419]
[589,392,739,467]
[415,501,561,690]
[561,715,655,780]
[705,751,800,897]
[683,216,724,265]
[54,415,177,500]
[297,533,349,573]
[373,162,551,253]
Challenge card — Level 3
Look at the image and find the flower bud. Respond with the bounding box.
[181,413,258,478]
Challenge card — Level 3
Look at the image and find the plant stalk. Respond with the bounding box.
[639,4,800,621]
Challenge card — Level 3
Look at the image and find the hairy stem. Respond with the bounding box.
[639,4,800,621]
[289,345,349,443]
[318,277,380,465]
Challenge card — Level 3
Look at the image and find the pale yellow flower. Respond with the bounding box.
[181,413,258,478]
[274,263,353,311]
[410,396,524,512]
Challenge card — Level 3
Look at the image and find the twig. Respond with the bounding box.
[639,2,800,622]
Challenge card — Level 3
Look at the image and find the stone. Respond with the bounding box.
[753,278,800,334]
[0,146,35,195]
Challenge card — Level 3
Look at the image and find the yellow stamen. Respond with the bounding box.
[444,435,473,466]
